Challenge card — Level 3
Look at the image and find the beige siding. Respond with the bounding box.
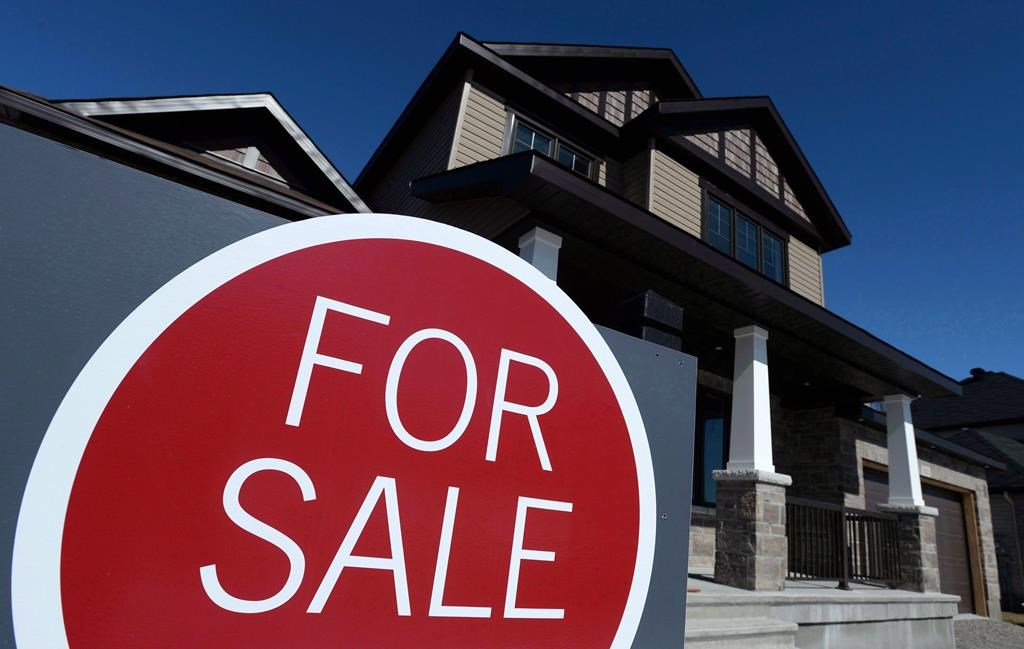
[560,84,659,126]
[452,83,507,168]
[686,132,719,157]
[649,150,702,237]
[724,129,752,177]
[783,179,809,221]
[788,236,825,305]
[754,134,780,196]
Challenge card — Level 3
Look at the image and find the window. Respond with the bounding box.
[704,195,787,285]
[508,115,595,179]
[692,388,730,507]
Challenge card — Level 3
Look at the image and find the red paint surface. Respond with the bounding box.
[61,239,640,648]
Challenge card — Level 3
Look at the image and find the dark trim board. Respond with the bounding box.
[480,41,702,100]
[412,152,960,400]
[0,87,346,220]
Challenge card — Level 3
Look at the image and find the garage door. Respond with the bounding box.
[863,468,976,613]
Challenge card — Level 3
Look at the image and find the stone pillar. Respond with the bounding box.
[712,325,791,591]
[517,227,561,281]
[713,470,791,590]
[880,393,940,592]
[885,507,941,593]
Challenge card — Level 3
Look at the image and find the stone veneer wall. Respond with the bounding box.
[688,508,717,574]
[842,418,1002,618]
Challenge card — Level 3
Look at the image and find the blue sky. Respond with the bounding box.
[3,1,1022,382]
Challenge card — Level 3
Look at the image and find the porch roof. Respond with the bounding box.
[411,152,961,401]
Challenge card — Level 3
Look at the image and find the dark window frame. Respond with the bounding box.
[502,112,598,181]
[700,185,789,286]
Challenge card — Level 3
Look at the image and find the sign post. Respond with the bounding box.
[13,215,660,648]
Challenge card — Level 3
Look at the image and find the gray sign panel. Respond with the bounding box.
[0,123,287,648]
[599,327,697,649]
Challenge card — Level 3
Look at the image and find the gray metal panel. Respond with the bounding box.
[598,326,697,649]
[0,122,288,648]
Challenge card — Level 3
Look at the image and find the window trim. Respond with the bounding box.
[700,185,789,287]
[502,111,598,180]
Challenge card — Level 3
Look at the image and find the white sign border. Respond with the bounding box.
[12,213,656,649]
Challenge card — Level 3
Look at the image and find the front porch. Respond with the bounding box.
[684,572,959,649]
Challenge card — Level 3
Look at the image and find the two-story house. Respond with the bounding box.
[355,34,1004,646]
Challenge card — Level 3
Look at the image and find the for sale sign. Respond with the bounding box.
[13,214,656,648]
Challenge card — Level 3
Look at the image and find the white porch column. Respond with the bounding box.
[518,227,562,281]
[727,325,774,473]
[883,394,927,509]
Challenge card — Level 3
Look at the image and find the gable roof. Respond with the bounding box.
[628,97,852,251]
[480,41,701,100]
[55,93,368,213]
[914,369,1024,430]
[356,33,849,253]
[944,429,1024,490]
[0,85,360,219]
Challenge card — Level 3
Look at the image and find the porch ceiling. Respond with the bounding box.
[411,152,961,401]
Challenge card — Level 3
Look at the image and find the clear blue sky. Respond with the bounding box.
[3,1,1022,382]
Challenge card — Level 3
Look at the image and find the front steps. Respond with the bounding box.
[685,597,799,649]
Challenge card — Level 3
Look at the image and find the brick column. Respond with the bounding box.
[883,505,941,592]
[712,469,791,591]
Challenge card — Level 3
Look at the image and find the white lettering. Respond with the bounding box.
[286,295,390,427]
[385,329,478,453]
[307,476,410,616]
[504,496,573,619]
[486,349,558,471]
[428,486,492,618]
[199,458,316,614]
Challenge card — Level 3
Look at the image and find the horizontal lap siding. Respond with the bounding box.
[754,134,780,196]
[783,179,809,220]
[650,150,701,237]
[364,85,461,216]
[453,84,506,168]
[686,132,719,157]
[562,85,658,125]
[788,236,824,305]
[724,129,752,177]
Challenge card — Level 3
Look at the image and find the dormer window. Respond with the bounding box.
[507,115,594,179]
[705,194,787,285]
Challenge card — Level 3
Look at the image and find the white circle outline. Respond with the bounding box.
[11,213,656,648]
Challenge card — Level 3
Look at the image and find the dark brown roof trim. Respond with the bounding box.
[480,41,702,99]
[411,152,960,399]
[842,406,1006,469]
[356,33,620,192]
[0,86,344,220]
[646,98,852,251]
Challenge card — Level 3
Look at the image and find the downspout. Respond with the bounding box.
[1003,491,1024,609]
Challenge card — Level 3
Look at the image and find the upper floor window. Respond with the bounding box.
[508,115,594,179]
[705,195,787,285]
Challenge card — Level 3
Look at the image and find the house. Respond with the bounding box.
[914,368,1024,613]
[355,33,1005,647]
[1,86,368,218]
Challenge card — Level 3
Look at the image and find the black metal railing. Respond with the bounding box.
[786,497,901,589]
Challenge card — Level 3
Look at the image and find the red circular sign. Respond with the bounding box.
[13,215,654,649]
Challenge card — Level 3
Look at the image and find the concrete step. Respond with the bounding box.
[685,615,799,649]
[685,597,772,620]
